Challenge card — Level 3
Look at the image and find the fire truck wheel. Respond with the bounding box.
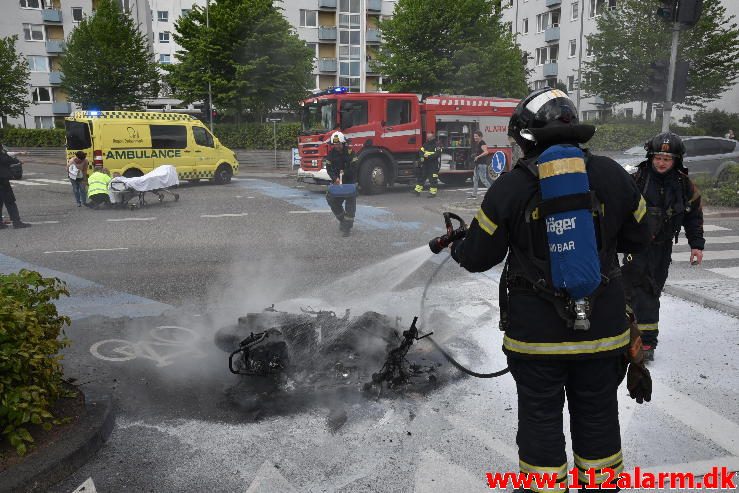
[440,175,468,186]
[359,157,387,195]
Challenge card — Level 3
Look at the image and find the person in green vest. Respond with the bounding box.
[86,166,112,209]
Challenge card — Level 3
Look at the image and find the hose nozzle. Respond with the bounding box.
[429,212,467,254]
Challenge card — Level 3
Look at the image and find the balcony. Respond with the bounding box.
[318,0,336,8]
[318,57,337,72]
[544,26,560,42]
[42,8,63,23]
[52,102,72,114]
[366,28,381,44]
[545,0,561,7]
[367,60,382,74]
[318,26,337,41]
[49,71,63,85]
[543,62,558,77]
[592,95,606,105]
[367,0,382,12]
[45,40,65,53]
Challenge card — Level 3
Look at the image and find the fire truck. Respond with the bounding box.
[297,87,520,194]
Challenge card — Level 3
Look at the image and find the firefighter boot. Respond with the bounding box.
[413,184,423,196]
[642,345,655,362]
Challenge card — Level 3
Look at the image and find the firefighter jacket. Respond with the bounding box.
[451,148,650,360]
[325,146,358,184]
[632,161,704,250]
[419,138,441,167]
[87,171,111,199]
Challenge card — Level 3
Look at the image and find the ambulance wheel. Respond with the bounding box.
[359,158,387,195]
[188,179,201,184]
[123,169,143,178]
[440,175,468,186]
[214,164,233,184]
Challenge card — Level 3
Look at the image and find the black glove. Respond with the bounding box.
[627,362,652,404]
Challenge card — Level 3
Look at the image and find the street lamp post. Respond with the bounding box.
[267,118,282,168]
[206,0,213,134]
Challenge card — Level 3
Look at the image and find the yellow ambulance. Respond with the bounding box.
[64,111,239,184]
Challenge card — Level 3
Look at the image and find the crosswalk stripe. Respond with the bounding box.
[707,266,739,279]
[200,213,248,218]
[704,225,731,232]
[30,178,70,185]
[11,180,45,186]
[288,210,332,214]
[106,217,156,222]
[703,235,739,244]
[672,249,739,262]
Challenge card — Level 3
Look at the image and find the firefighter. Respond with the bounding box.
[325,131,358,237]
[450,88,651,492]
[414,132,442,198]
[621,132,704,362]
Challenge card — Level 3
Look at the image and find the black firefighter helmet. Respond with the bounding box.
[508,88,594,153]
[645,131,686,169]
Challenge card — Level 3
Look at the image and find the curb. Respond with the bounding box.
[704,211,739,219]
[0,386,115,493]
[664,284,739,319]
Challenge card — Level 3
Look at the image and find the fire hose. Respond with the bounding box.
[422,212,509,379]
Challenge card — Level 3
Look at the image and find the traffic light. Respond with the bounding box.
[677,0,703,26]
[646,61,669,101]
[672,60,691,103]
[656,0,676,21]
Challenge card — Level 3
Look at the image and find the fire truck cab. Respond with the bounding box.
[297,88,519,194]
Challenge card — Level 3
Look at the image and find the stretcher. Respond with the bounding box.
[109,165,180,209]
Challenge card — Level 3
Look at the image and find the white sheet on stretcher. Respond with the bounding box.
[109,165,179,192]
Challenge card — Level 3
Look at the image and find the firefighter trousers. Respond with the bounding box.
[507,356,626,491]
[414,160,439,195]
[326,193,356,231]
[622,242,672,348]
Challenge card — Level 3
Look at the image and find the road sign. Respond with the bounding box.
[491,151,507,175]
[292,148,301,168]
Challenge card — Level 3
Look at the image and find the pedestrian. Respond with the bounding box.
[67,151,89,207]
[621,132,704,362]
[471,130,492,197]
[86,166,112,209]
[413,132,442,198]
[0,144,31,229]
[724,129,735,140]
[325,131,358,237]
[449,88,651,492]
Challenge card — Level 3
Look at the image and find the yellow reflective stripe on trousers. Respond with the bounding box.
[575,450,624,485]
[638,323,658,331]
[503,329,630,355]
[633,196,647,223]
[574,450,623,471]
[520,459,567,492]
[474,208,498,236]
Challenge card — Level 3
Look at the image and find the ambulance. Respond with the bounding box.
[64,111,239,184]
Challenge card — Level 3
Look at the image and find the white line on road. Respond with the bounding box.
[287,210,332,214]
[44,247,129,254]
[704,225,731,232]
[707,266,739,279]
[672,249,739,262]
[29,178,70,185]
[71,478,97,493]
[200,213,249,218]
[106,217,156,222]
[27,220,60,225]
[10,180,45,186]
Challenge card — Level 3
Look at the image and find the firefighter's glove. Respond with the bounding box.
[627,362,652,404]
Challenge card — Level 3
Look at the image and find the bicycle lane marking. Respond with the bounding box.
[0,252,171,319]
[89,326,206,368]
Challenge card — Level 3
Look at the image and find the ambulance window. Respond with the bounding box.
[193,126,214,148]
[65,121,91,149]
[150,125,187,149]
[386,99,411,126]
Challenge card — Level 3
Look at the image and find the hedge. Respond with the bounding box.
[213,123,301,150]
[588,122,705,152]
[0,128,66,147]
[694,164,739,208]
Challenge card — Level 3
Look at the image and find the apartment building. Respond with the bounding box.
[1,0,151,129]
[502,0,739,122]
[283,0,396,93]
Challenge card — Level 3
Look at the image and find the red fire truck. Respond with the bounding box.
[297,88,520,194]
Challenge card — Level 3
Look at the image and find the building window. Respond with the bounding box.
[119,0,130,11]
[536,13,548,33]
[536,45,559,65]
[567,75,576,91]
[522,18,529,34]
[157,10,168,22]
[623,108,634,118]
[299,9,318,27]
[34,116,54,129]
[571,1,579,20]
[23,24,45,41]
[20,0,45,9]
[568,39,577,57]
[181,9,190,17]
[534,80,547,90]
[31,87,52,103]
[159,54,171,64]
[306,42,317,59]
[551,10,561,27]
[27,55,49,72]
[589,0,616,17]
[339,0,361,14]
[159,32,170,43]
[586,37,593,57]
[71,7,84,22]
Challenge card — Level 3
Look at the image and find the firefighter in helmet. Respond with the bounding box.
[325,131,359,237]
[414,132,442,197]
[449,88,651,492]
[621,132,704,361]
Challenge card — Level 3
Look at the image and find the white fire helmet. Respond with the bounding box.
[329,131,347,144]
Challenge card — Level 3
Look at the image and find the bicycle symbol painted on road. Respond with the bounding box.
[90,325,205,368]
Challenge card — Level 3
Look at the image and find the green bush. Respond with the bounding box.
[688,109,739,138]
[0,128,66,147]
[0,270,71,456]
[588,122,704,152]
[213,123,301,150]
[694,164,739,208]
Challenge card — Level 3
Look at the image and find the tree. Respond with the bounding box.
[0,36,30,124]
[583,0,739,121]
[375,0,528,98]
[59,0,160,110]
[165,0,314,123]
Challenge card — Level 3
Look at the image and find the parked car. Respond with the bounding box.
[613,136,739,179]
[2,145,23,180]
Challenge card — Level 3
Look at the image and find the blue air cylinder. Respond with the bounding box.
[537,145,601,300]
